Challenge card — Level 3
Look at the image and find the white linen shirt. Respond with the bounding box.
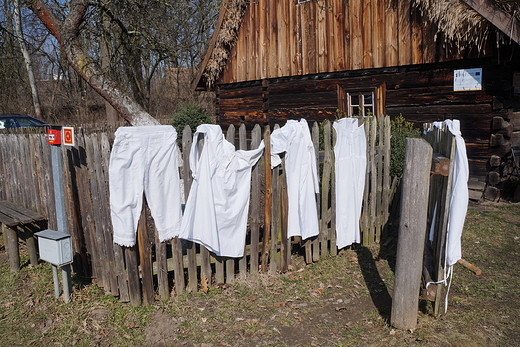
[270,119,320,240]
[179,124,265,258]
[333,118,367,248]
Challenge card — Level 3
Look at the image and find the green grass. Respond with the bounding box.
[0,201,519,346]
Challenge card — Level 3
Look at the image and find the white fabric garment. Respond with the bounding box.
[333,118,367,248]
[109,125,182,247]
[442,119,469,266]
[179,124,265,258]
[270,119,320,240]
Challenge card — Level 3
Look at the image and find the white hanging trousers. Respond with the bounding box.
[333,118,367,249]
[270,119,320,240]
[109,125,182,247]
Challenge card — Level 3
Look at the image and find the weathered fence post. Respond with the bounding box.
[261,126,272,273]
[250,125,262,276]
[391,138,433,330]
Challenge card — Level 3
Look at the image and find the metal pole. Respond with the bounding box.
[51,144,68,234]
[52,265,60,298]
[51,142,72,302]
[62,265,71,303]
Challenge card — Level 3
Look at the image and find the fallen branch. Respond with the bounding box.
[457,258,482,275]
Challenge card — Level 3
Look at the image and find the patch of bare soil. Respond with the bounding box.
[144,310,182,346]
[273,296,380,346]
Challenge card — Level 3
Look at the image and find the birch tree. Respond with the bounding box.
[14,0,42,119]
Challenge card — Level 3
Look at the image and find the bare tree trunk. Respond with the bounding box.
[14,0,42,119]
[28,0,159,126]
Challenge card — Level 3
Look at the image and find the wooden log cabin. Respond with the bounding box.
[192,0,520,198]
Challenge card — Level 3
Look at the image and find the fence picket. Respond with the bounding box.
[125,245,142,306]
[138,203,154,305]
[330,126,337,256]
[250,125,262,276]
[238,124,248,278]
[311,122,320,262]
[225,125,236,283]
[270,151,280,275]
[321,121,333,257]
[262,125,273,272]
[99,133,119,295]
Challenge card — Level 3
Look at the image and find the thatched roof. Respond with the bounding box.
[195,1,248,89]
[413,0,520,49]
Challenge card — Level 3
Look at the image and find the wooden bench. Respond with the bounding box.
[0,200,47,272]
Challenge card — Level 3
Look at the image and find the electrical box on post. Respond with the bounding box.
[47,126,62,145]
[35,229,73,266]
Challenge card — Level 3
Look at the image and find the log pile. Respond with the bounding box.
[486,112,520,201]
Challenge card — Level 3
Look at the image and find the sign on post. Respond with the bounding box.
[62,127,75,146]
[47,126,62,145]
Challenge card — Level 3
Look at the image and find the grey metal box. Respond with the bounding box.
[35,229,73,266]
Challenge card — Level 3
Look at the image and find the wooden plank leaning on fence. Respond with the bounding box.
[391,138,433,330]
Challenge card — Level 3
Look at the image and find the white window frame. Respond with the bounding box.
[337,83,385,118]
[346,90,375,117]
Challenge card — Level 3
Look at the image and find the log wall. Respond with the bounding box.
[216,58,520,180]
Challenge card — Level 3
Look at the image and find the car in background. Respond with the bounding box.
[0,114,48,129]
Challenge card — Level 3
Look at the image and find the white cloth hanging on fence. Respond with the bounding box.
[179,124,265,258]
[109,125,182,247]
[270,119,320,240]
[426,119,469,314]
[333,118,367,249]
[441,119,469,266]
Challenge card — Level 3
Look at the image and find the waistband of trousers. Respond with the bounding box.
[115,125,176,136]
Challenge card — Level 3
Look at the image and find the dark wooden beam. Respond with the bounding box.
[461,0,520,45]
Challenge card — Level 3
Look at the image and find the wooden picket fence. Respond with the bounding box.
[0,117,393,305]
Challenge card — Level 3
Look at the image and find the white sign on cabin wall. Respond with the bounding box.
[453,68,482,91]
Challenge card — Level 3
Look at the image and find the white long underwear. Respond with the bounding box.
[443,119,469,266]
[179,124,265,258]
[333,118,367,249]
[109,125,182,247]
[270,119,320,240]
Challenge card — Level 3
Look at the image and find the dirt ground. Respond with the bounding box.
[0,201,519,346]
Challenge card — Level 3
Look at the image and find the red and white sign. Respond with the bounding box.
[47,128,62,145]
[62,127,75,146]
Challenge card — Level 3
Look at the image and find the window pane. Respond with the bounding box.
[364,93,373,105]
[17,118,34,126]
[350,94,359,106]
